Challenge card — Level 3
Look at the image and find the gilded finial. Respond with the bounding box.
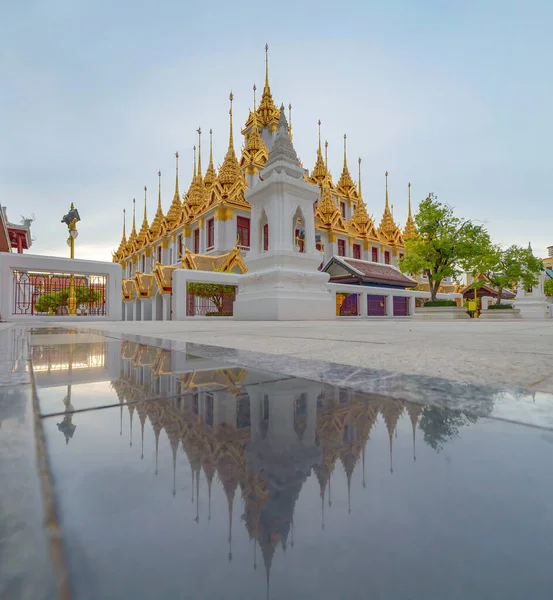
[193,144,197,178]
[253,84,257,111]
[228,92,234,150]
[132,198,136,232]
[385,171,389,209]
[325,140,328,169]
[143,185,147,221]
[343,134,348,168]
[358,158,362,196]
[317,120,322,152]
[264,43,269,90]
[122,208,126,238]
[288,103,292,137]
[197,127,202,178]
[70,202,75,210]
[408,182,412,215]
[174,151,179,196]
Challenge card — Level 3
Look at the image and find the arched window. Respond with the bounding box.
[292,206,306,253]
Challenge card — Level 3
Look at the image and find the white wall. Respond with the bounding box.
[0,252,122,321]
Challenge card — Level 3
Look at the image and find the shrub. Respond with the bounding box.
[424,300,457,307]
[487,304,513,309]
[545,278,553,298]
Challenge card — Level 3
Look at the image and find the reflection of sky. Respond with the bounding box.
[37,380,115,415]
[42,404,553,599]
[3,1,552,260]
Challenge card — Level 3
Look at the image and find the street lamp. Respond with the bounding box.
[61,203,81,316]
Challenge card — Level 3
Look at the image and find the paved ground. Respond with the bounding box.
[56,319,553,393]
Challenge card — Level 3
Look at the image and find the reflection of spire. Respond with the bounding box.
[228,487,234,562]
[389,429,393,474]
[172,441,177,497]
[120,403,123,436]
[194,469,200,523]
[254,539,257,571]
[362,446,366,488]
[321,489,325,530]
[347,472,351,515]
[328,472,332,508]
[129,405,134,447]
[154,429,160,476]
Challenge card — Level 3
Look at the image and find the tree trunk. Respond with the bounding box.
[430,278,439,302]
[495,287,503,306]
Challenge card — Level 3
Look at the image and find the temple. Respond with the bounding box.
[0,207,32,254]
[112,46,425,315]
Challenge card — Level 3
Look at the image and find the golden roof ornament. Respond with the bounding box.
[216,92,247,194]
[136,185,151,247]
[288,103,293,140]
[378,171,403,246]
[164,151,182,231]
[315,184,348,232]
[204,128,217,189]
[240,84,268,175]
[349,158,379,239]
[186,131,207,215]
[310,120,330,185]
[126,198,137,252]
[150,170,165,240]
[336,134,355,195]
[403,182,418,239]
[257,43,280,131]
[114,208,128,261]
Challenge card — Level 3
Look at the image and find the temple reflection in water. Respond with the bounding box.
[32,339,480,594]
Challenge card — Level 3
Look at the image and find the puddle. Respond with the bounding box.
[25,329,553,599]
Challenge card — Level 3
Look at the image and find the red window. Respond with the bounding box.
[237,216,250,247]
[177,234,183,258]
[384,251,391,265]
[372,247,378,262]
[157,246,162,262]
[353,244,361,260]
[207,218,214,249]
[193,229,200,253]
[340,202,346,219]
[263,223,269,251]
[337,239,346,256]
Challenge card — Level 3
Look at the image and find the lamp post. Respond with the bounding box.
[62,203,81,316]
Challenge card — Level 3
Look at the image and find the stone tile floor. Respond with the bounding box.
[1,323,553,599]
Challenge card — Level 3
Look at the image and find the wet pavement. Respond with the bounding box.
[1,325,553,599]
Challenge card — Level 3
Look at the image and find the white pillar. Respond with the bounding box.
[385,294,394,317]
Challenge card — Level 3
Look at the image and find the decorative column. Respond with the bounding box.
[234,106,334,321]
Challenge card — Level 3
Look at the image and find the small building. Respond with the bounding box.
[322,255,417,289]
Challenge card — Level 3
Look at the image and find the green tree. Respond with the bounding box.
[399,194,491,302]
[474,244,543,306]
[186,282,236,315]
[544,278,553,298]
[34,286,101,314]
[419,406,478,452]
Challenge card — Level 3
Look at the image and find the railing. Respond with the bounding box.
[186,282,237,317]
[12,270,107,317]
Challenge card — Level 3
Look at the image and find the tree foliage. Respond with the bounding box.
[544,278,553,298]
[399,195,491,301]
[419,406,478,452]
[34,286,101,313]
[186,282,236,315]
[472,244,543,305]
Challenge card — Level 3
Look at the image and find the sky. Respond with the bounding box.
[2,0,552,261]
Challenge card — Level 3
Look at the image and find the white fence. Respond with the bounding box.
[328,282,462,318]
[0,252,122,322]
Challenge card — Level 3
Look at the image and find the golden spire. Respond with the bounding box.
[358,157,362,197]
[324,140,328,169]
[403,182,418,239]
[131,198,137,236]
[204,129,216,189]
[193,144,197,179]
[253,44,280,131]
[350,157,379,237]
[150,170,165,239]
[337,133,355,192]
[217,92,245,188]
[288,103,292,139]
[240,84,268,175]
[315,184,347,232]
[196,127,203,181]
[378,171,403,245]
[121,208,127,243]
[136,185,150,248]
[164,151,183,230]
[310,120,331,185]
